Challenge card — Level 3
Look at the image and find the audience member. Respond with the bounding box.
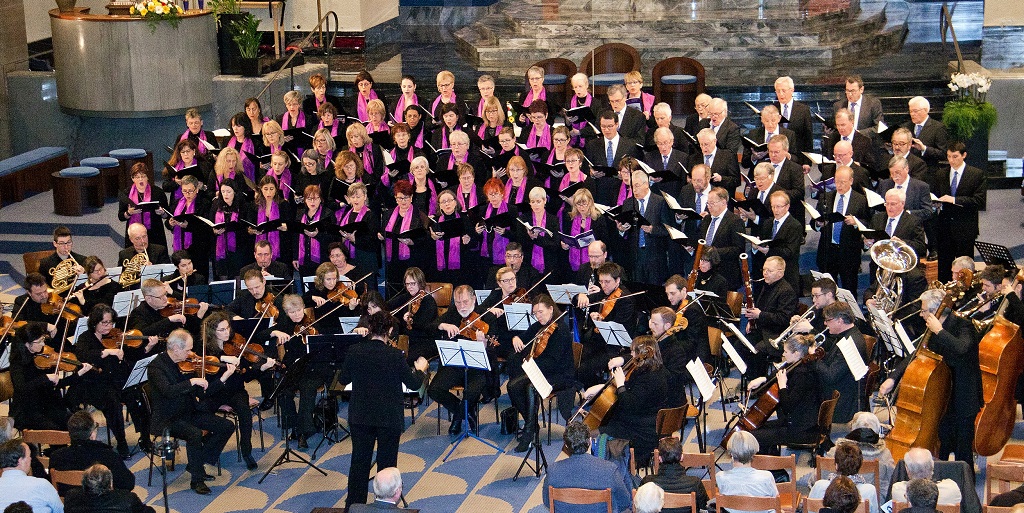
[63,464,154,513]
[809,443,878,513]
[635,482,666,513]
[828,412,895,494]
[899,479,940,513]
[822,476,863,513]
[0,439,64,513]
[50,410,135,495]
[890,449,961,505]
[716,431,779,513]
[640,436,709,513]
[543,420,632,513]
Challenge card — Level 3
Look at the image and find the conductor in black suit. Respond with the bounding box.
[38,226,85,289]
[774,76,814,167]
[814,166,870,297]
[147,329,235,495]
[933,142,987,283]
[741,106,796,170]
[118,222,172,268]
[338,312,428,508]
[750,191,803,294]
[693,187,745,290]
[699,98,742,155]
[643,126,688,198]
[690,128,740,194]
[616,169,673,285]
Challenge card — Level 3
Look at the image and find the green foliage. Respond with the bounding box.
[207,0,239,25]
[230,13,262,60]
[942,99,998,141]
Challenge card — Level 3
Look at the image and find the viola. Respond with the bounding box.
[34,346,96,373]
[530,321,557,359]
[407,291,427,330]
[258,292,279,318]
[293,311,320,337]
[224,333,280,369]
[177,351,225,375]
[159,297,200,317]
[40,292,84,322]
[100,328,160,349]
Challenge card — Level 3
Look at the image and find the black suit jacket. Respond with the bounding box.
[682,114,705,140]
[931,314,982,418]
[689,151,740,194]
[750,278,798,345]
[753,214,802,292]
[117,244,171,267]
[337,340,427,429]
[934,164,987,240]
[896,152,931,182]
[773,159,806,222]
[148,352,224,434]
[596,105,646,142]
[644,123,693,154]
[824,131,878,176]
[584,135,639,170]
[643,149,688,197]
[902,117,948,172]
[816,325,868,423]
[870,211,927,257]
[774,100,814,154]
[814,190,870,269]
[621,192,672,258]
[50,439,135,493]
[697,211,745,290]
[876,177,933,221]
[833,94,884,131]
[699,117,742,155]
[674,184,710,239]
[38,251,86,288]
[740,126,797,170]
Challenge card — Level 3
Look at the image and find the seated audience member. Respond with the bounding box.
[543,420,632,513]
[715,431,779,512]
[64,464,154,513]
[899,479,941,513]
[4,502,33,513]
[635,482,666,513]
[890,448,961,505]
[828,412,895,495]
[640,436,710,513]
[0,439,63,513]
[0,417,44,479]
[809,443,879,513]
[823,476,863,513]
[348,467,414,512]
[49,411,135,495]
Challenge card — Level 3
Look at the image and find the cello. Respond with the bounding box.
[886,273,968,461]
[973,268,1024,456]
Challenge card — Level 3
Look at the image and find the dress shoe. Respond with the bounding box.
[203,473,216,481]
[191,481,211,495]
[243,455,258,470]
[117,444,132,460]
[259,398,274,411]
[297,436,309,449]
[448,419,463,436]
[514,434,533,453]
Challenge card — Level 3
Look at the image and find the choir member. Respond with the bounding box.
[476,74,499,117]
[280,90,308,130]
[518,101,553,152]
[119,163,168,250]
[303,73,344,123]
[476,177,515,268]
[208,146,242,196]
[429,189,472,284]
[623,71,655,119]
[164,139,208,205]
[409,155,439,215]
[380,180,429,294]
[243,97,270,154]
[209,178,248,280]
[246,175,294,264]
[431,102,462,151]
[365,99,389,135]
[560,187,609,275]
[476,96,507,143]
[295,148,332,199]
[393,75,419,123]
[512,186,563,280]
[347,122,384,183]
[227,112,258,183]
[431,70,463,124]
[165,175,211,270]
[293,184,334,276]
[566,72,594,148]
[336,182,381,286]
[404,104,428,149]
[750,191,802,294]
[177,107,217,158]
[353,70,386,124]
[317,103,345,150]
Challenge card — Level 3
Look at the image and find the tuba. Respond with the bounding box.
[119,253,150,288]
[869,237,918,313]
[49,258,82,294]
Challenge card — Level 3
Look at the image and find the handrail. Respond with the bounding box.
[939,2,964,74]
[255,10,339,104]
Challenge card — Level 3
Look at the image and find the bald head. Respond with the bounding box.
[833,140,853,166]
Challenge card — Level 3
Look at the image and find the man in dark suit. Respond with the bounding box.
[37,226,85,289]
[877,156,933,222]
[643,126,688,198]
[683,93,712,138]
[601,84,647,142]
[349,467,416,512]
[821,140,873,194]
[118,222,172,268]
[765,135,806,224]
[699,97,742,155]
[833,75,884,132]
[737,162,783,230]
[485,242,541,290]
[744,256,798,374]
[584,110,639,170]
[933,142,987,282]
[741,105,797,170]
[49,410,134,495]
[904,96,949,179]
[888,128,930,183]
[824,108,878,177]
[148,329,235,494]
[646,102,693,154]
[671,164,712,274]
[694,187,745,290]
[750,191,803,294]
[690,128,740,194]
[178,108,219,157]
[864,189,928,303]
[774,76,814,168]
[238,240,292,280]
[543,421,632,513]
[815,166,870,296]
[617,169,673,285]
[815,301,868,423]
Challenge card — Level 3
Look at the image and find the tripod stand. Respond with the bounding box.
[259,354,327,483]
[512,391,548,480]
[437,340,503,462]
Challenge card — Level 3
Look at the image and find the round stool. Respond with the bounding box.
[543,73,568,86]
[52,167,103,216]
[590,73,626,86]
[660,74,698,86]
[80,156,120,199]
[108,148,154,190]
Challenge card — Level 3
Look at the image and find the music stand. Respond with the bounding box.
[545,284,588,305]
[259,354,327,483]
[435,339,503,461]
[307,333,361,458]
[504,303,535,331]
[123,354,158,390]
[976,241,1019,273]
[112,290,144,318]
[338,317,360,334]
[686,357,717,452]
[513,357,552,480]
[205,280,237,305]
[594,321,631,348]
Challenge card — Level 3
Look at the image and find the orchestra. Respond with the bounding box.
[7,67,1024,511]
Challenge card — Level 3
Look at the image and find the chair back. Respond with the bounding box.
[805,497,869,513]
[50,469,85,496]
[572,342,584,369]
[752,454,799,510]
[893,502,960,513]
[633,488,697,509]
[999,444,1024,463]
[716,493,782,513]
[708,327,724,357]
[22,249,54,276]
[548,486,613,513]
[21,429,71,468]
[817,390,840,439]
[681,451,717,498]
[986,463,1024,503]
[578,43,641,78]
[726,291,743,318]
[426,282,453,316]
[651,56,706,115]
[815,454,881,503]
[531,58,578,103]
[656,405,688,438]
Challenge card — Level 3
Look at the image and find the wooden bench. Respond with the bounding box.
[0,147,69,205]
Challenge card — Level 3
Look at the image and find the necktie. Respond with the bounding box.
[606,140,614,167]
[638,198,647,247]
[706,216,718,243]
[886,217,895,237]
[896,184,902,190]
[772,219,780,238]
[831,194,844,244]
[950,170,960,196]
[758,191,766,204]
[663,155,669,169]
[765,132,772,144]
[711,123,717,132]
[704,154,712,166]
[915,124,922,137]
[850,102,858,128]
[695,193,702,214]
[782,104,790,125]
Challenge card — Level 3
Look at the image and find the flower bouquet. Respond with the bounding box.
[943,72,997,141]
[131,0,185,31]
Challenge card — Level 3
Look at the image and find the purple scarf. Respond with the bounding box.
[417,180,439,215]
[298,205,323,265]
[256,202,281,259]
[282,110,306,129]
[318,121,340,138]
[215,207,237,259]
[432,93,457,118]
[617,180,633,205]
[356,90,379,122]
[527,123,552,150]
[128,183,152,228]
[394,94,419,122]
[385,206,414,261]
[337,205,368,258]
[357,144,377,181]
[180,129,210,154]
[522,88,546,107]
[457,183,478,212]
[435,211,462,271]
[172,197,196,250]
[229,137,256,182]
[448,151,468,170]
[481,201,509,264]
[269,168,293,200]
[504,177,528,205]
[569,94,593,147]
[568,215,592,271]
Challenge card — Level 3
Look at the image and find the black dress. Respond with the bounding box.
[599,365,669,467]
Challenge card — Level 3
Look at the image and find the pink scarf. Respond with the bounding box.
[448,151,468,171]
[180,129,210,154]
[356,90,379,122]
[435,211,462,271]
[411,124,426,148]
[269,168,293,199]
[417,180,439,215]
[357,144,377,181]
[394,94,419,122]
[298,205,323,265]
[477,98,487,117]
[522,88,546,107]
[229,137,256,182]
[172,197,196,250]
[128,183,152,228]
[282,110,306,129]
[367,121,388,134]
[617,180,633,205]
[527,124,552,150]
[432,93,457,118]
[457,183,478,212]
[530,210,547,271]
[385,206,414,261]
[215,206,237,259]
[504,177,528,205]
[337,205,368,258]
[256,202,281,260]
[481,201,509,264]
[559,173,584,191]
[318,121,340,138]
[567,215,592,271]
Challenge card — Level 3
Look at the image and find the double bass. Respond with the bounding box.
[973,268,1024,456]
[887,273,969,460]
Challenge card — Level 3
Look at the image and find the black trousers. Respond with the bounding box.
[280,374,321,437]
[166,413,234,480]
[507,374,575,435]
[79,387,128,447]
[938,409,977,467]
[823,242,860,298]
[427,366,487,419]
[209,390,255,456]
[752,419,818,454]
[346,422,402,507]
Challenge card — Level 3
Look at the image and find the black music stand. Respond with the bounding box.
[513,359,552,480]
[975,241,1019,273]
[436,339,503,462]
[258,354,327,483]
[307,333,361,459]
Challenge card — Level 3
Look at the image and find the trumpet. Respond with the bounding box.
[813,327,829,345]
[770,308,816,349]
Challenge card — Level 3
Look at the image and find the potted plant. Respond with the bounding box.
[209,0,244,74]
[943,72,997,170]
[231,12,262,76]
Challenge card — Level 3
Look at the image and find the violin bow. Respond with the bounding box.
[516,272,552,302]
[516,310,568,355]
[119,296,137,352]
[290,300,353,342]
[586,290,645,308]
[389,286,444,316]
[0,298,29,346]
[179,270,189,316]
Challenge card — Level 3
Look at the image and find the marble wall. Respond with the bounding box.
[0,0,28,158]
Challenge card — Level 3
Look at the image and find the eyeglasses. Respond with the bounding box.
[499,277,516,284]
[404,281,418,286]
[55,240,72,246]
[505,253,523,260]
[395,195,411,201]
[438,83,453,89]
[99,319,115,325]
[216,326,231,332]
[565,159,581,164]
[553,138,569,143]
[314,137,328,143]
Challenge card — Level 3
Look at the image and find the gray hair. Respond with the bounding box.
[952,256,976,272]
[775,76,795,90]
[373,467,403,500]
[908,96,930,112]
[653,127,674,143]
[919,289,945,316]
[634,482,666,513]
[607,84,627,98]
[709,97,728,115]
[166,328,192,352]
[727,431,759,464]
[449,130,470,146]
[907,478,939,508]
[653,102,672,116]
[82,464,113,496]
[888,156,909,171]
[904,448,935,479]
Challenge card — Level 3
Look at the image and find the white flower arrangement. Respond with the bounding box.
[131,0,185,31]
[947,72,991,102]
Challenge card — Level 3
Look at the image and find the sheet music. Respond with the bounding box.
[140,263,177,282]
[545,284,588,304]
[344,382,416,393]
[894,321,915,356]
[475,289,493,305]
[665,224,688,241]
[123,354,158,389]
[503,302,535,331]
[338,317,360,334]
[863,188,885,208]
[720,336,747,375]
[723,322,756,354]
[594,321,631,347]
[112,290,144,318]
[810,270,835,282]
[803,201,822,220]
[837,336,869,380]
[521,357,553,399]
[836,288,865,321]
[686,357,716,403]
[69,317,89,345]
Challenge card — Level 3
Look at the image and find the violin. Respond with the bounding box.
[458,312,491,338]
[293,310,320,337]
[40,291,84,322]
[34,345,96,373]
[100,328,161,349]
[223,333,280,369]
[177,351,225,375]
[530,321,557,359]
[326,282,359,305]
[503,288,529,305]
[598,288,622,321]
[258,292,279,318]
[407,291,427,329]
[159,297,201,317]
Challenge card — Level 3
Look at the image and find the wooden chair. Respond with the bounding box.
[22,249,54,276]
[656,404,690,439]
[893,502,960,513]
[998,444,1024,463]
[50,468,85,497]
[652,56,706,116]
[633,488,697,510]
[140,383,222,485]
[815,455,881,504]
[548,486,612,512]
[531,58,578,104]
[21,429,71,468]
[785,390,840,465]
[726,291,743,318]
[987,507,1017,513]
[426,282,453,317]
[578,43,641,95]
[985,463,1024,504]
[716,493,783,513]
[804,497,869,513]
[752,454,800,513]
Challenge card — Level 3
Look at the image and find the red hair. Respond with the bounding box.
[393,179,414,197]
[483,177,505,197]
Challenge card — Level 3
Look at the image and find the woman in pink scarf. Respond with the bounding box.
[346,122,383,183]
[227,112,258,183]
[118,162,168,250]
[165,175,211,266]
[209,178,247,279]
[244,97,271,150]
[430,70,460,125]
[559,188,609,272]
[503,156,534,210]
[429,189,472,283]
[409,156,438,215]
[210,147,243,198]
[293,184,335,276]
[624,71,655,120]
[335,182,380,287]
[566,73,594,148]
[378,180,429,297]
[430,102,462,151]
[512,186,563,278]
[393,75,419,123]
[475,177,513,266]
[519,101,553,152]
[365,99,389,135]
[248,175,293,263]
[178,107,214,156]
[317,103,344,149]
[280,90,307,130]
[353,70,387,124]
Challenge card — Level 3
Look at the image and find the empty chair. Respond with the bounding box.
[652,57,706,116]
[579,43,641,95]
